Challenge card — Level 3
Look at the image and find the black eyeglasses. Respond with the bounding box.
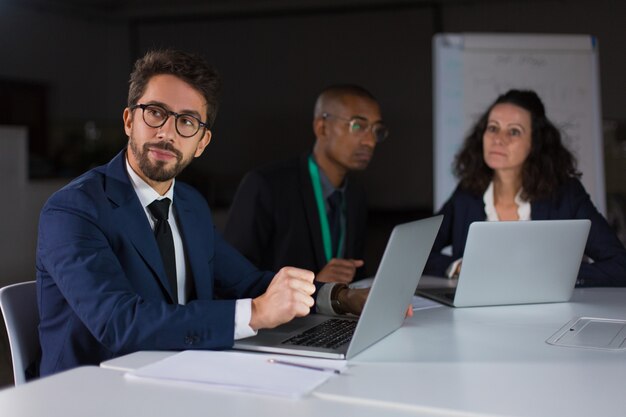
[131,103,209,138]
[322,112,389,143]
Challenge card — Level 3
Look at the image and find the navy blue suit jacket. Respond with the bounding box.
[36,150,274,376]
[224,154,368,277]
[424,178,626,287]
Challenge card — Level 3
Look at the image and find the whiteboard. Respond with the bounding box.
[433,33,605,215]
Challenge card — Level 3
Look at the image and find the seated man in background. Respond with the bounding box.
[36,50,345,377]
[224,85,388,314]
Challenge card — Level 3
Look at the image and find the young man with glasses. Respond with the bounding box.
[36,50,327,377]
[225,85,388,316]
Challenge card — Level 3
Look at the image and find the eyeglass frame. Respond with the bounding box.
[321,112,389,143]
[130,103,210,138]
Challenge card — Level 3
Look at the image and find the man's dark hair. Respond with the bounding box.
[128,49,222,128]
[454,89,580,200]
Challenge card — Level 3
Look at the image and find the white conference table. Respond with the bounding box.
[316,287,626,417]
[1,287,625,417]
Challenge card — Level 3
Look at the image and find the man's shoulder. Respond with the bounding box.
[174,181,211,207]
[245,155,305,186]
[255,155,301,176]
[50,151,127,199]
[40,165,111,222]
[52,165,107,198]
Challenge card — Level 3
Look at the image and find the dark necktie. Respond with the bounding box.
[148,198,178,303]
[327,190,343,257]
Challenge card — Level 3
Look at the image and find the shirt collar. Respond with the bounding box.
[125,154,175,208]
[310,155,347,199]
[483,180,531,221]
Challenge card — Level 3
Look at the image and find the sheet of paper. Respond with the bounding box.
[126,350,347,399]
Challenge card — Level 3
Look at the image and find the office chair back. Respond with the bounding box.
[0,281,40,385]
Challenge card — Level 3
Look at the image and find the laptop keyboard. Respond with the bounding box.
[281,318,357,349]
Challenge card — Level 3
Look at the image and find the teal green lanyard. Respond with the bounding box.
[308,156,345,262]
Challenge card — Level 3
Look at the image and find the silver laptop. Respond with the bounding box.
[418,219,591,307]
[234,215,443,359]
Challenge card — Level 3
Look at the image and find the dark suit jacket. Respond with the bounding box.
[36,150,274,376]
[223,154,368,277]
[424,178,626,287]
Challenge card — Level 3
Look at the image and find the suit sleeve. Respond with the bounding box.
[212,230,274,298]
[424,194,456,277]
[223,171,274,269]
[567,180,626,287]
[37,187,260,356]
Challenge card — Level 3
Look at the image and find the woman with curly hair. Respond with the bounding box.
[425,89,626,287]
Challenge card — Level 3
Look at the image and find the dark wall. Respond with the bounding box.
[134,7,436,209]
[1,0,624,211]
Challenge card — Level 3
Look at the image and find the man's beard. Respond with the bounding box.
[129,137,190,182]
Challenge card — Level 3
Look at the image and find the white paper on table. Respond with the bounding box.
[125,350,347,399]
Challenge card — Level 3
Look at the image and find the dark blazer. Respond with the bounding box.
[223,154,368,277]
[425,178,626,287]
[36,150,274,376]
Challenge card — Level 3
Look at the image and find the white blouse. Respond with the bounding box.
[446,181,531,278]
[483,181,531,222]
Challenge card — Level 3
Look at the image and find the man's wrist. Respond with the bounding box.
[330,284,348,315]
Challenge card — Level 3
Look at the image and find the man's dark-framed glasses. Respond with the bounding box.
[322,112,389,143]
[131,103,209,138]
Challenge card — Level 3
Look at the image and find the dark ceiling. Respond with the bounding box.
[7,0,504,20]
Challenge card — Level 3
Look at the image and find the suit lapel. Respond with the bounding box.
[299,155,327,270]
[531,199,550,220]
[174,188,212,300]
[103,150,176,303]
[468,193,487,223]
[344,184,359,258]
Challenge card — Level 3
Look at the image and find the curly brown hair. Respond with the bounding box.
[454,89,580,200]
[128,49,221,128]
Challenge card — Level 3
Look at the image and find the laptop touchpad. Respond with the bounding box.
[547,317,626,350]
